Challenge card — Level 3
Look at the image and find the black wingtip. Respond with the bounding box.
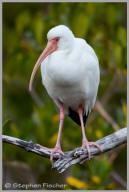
[68,107,89,126]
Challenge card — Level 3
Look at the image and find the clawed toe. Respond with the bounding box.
[82,141,102,160]
[36,144,64,165]
[50,146,64,165]
[89,142,103,152]
[36,144,52,151]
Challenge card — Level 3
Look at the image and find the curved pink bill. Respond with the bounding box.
[29,40,58,92]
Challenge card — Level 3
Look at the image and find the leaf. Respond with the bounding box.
[66,176,88,189]
[31,13,44,45]
[113,43,122,66]
[52,114,60,123]
[107,182,116,189]
[10,123,20,138]
[91,175,101,184]
[122,103,127,126]
[117,26,127,47]
[70,12,89,37]
[2,119,11,129]
[49,133,58,144]
[106,5,116,26]
[95,130,103,139]
[88,156,112,181]
[15,10,31,35]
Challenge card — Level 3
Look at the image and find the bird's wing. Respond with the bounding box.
[67,39,100,126]
[75,38,100,113]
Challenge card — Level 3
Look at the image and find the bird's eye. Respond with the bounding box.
[56,38,60,42]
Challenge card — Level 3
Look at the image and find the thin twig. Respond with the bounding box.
[2,128,127,173]
[94,100,120,131]
[111,170,127,189]
[87,72,126,129]
[101,72,126,105]
[87,100,120,131]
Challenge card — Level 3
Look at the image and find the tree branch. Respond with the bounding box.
[2,127,127,173]
[94,100,120,131]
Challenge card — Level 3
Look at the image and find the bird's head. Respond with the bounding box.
[29,25,74,92]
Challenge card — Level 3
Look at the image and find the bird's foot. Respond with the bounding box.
[36,144,64,165]
[82,140,102,160]
[50,146,64,165]
[36,144,51,151]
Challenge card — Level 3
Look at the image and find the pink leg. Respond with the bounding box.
[50,102,65,164]
[78,105,102,159]
[36,102,65,165]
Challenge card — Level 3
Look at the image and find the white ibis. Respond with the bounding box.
[29,25,102,164]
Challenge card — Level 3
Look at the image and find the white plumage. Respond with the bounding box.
[29,25,102,164]
[41,25,100,115]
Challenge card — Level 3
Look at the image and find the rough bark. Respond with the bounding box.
[2,127,127,173]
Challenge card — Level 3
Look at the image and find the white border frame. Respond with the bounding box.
[0,1,128,192]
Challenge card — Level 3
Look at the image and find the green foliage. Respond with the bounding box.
[3,2,126,190]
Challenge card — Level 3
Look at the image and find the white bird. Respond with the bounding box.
[29,25,102,164]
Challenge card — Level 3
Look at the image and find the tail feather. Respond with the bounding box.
[68,107,89,126]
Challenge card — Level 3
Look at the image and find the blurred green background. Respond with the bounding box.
[2,2,127,190]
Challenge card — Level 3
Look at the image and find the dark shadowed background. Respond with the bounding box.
[2,2,127,190]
